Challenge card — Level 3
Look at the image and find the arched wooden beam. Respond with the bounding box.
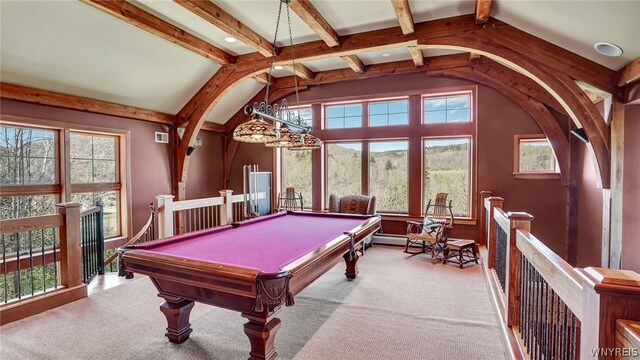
[420,33,610,187]
[173,65,249,198]
[177,16,614,198]
[428,66,570,184]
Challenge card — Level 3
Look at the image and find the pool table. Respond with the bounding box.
[119,211,381,360]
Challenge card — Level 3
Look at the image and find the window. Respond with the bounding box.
[514,135,560,179]
[369,100,408,127]
[369,141,408,212]
[70,133,121,237]
[0,126,59,219]
[423,93,471,124]
[281,149,312,208]
[325,104,362,129]
[0,123,127,238]
[326,142,362,201]
[423,138,471,216]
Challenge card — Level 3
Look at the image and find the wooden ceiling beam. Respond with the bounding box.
[233,14,612,94]
[285,63,315,80]
[253,73,269,85]
[340,55,367,74]
[408,46,424,67]
[615,58,640,87]
[475,0,493,25]
[174,0,275,57]
[80,0,234,64]
[289,0,340,47]
[0,82,175,124]
[392,0,415,35]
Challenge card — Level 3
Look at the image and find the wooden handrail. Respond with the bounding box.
[104,203,155,266]
[516,230,584,320]
[172,197,224,211]
[80,205,101,217]
[0,214,64,235]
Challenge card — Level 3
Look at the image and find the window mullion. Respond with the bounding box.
[61,129,72,202]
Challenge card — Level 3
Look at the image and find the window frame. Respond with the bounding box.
[367,97,409,127]
[323,101,364,129]
[0,115,132,241]
[278,85,478,222]
[422,90,473,125]
[513,134,561,180]
[367,139,409,213]
[422,135,473,217]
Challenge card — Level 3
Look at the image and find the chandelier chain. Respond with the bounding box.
[264,0,284,104]
[285,4,301,122]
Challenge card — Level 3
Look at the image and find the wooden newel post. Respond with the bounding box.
[56,202,82,288]
[219,190,234,225]
[505,211,534,328]
[156,195,175,239]
[576,267,640,359]
[479,191,492,246]
[486,196,504,269]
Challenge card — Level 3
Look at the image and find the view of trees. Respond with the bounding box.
[326,143,362,201]
[1,126,120,303]
[1,127,58,219]
[369,141,408,212]
[424,138,470,215]
[519,139,556,172]
[281,149,312,208]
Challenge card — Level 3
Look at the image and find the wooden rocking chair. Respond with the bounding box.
[404,193,453,260]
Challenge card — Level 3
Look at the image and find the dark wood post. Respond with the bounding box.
[505,211,534,328]
[95,199,105,275]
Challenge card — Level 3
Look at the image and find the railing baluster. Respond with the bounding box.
[28,231,34,296]
[40,229,45,293]
[2,234,7,303]
[52,228,58,289]
[16,233,21,300]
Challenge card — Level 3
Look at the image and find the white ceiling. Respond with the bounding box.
[0,0,638,125]
[205,78,264,124]
[0,0,220,114]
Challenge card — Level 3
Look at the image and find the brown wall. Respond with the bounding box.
[576,138,603,267]
[622,105,640,272]
[185,131,223,199]
[231,73,568,252]
[228,143,274,195]
[0,99,173,234]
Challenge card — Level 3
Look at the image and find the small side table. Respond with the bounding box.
[444,240,479,268]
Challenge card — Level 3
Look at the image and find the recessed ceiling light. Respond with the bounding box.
[382,53,391,57]
[594,42,623,57]
[274,65,284,70]
[224,36,237,43]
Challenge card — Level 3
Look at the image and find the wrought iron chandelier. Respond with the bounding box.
[233,0,322,150]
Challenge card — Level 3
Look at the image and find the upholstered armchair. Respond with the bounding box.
[328,194,377,249]
[328,194,376,215]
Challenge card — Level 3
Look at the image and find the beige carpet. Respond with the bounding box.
[0,246,507,360]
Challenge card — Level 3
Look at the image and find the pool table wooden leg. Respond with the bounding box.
[343,251,361,280]
[242,313,281,360]
[159,296,195,344]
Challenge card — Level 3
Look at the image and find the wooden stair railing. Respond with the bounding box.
[0,202,87,325]
[481,190,640,360]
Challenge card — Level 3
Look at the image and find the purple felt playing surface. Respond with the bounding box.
[135,212,372,273]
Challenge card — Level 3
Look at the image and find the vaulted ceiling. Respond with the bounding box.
[1,0,638,128]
